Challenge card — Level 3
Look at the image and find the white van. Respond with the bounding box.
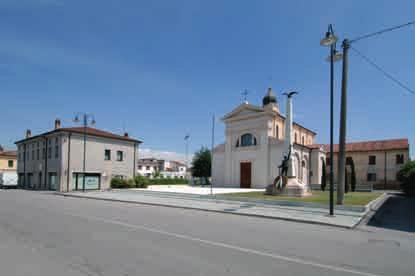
[0,172,18,188]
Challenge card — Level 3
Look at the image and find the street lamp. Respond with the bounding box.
[320,24,341,216]
[73,113,96,192]
[184,134,190,182]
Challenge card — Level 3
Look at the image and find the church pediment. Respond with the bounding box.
[222,103,266,121]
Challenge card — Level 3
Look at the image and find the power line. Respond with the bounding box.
[350,20,415,43]
[350,46,415,96]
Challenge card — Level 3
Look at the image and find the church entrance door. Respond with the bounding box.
[240,162,251,188]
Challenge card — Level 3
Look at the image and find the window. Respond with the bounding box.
[239,133,257,147]
[48,147,52,159]
[55,145,59,158]
[367,173,377,182]
[153,166,157,170]
[32,150,34,160]
[275,125,279,139]
[55,137,58,144]
[42,148,46,159]
[368,155,376,165]
[146,166,150,170]
[138,165,142,170]
[294,133,298,143]
[346,156,353,165]
[37,149,39,160]
[8,160,14,168]
[104,149,111,161]
[116,151,123,161]
[301,136,305,145]
[396,154,404,165]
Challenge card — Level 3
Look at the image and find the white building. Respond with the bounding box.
[137,158,187,179]
[15,119,142,192]
[212,88,326,189]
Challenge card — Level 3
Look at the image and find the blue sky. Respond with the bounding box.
[0,0,414,159]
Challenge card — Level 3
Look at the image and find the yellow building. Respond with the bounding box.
[324,138,410,190]
[0,149,17,172]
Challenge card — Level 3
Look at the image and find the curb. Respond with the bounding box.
[55,192,356,229]
[355,192,390,228]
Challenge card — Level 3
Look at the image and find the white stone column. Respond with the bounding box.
[284,93,296,177]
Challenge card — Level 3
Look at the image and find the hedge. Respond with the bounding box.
[110,176,149,189]
[148,178,188,185]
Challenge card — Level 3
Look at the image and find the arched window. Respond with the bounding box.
[301,136,305,145]
[239,133,257,147]
[294,133,298,143]
[275,125,279,139]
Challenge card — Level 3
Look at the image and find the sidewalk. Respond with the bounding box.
[56,189,385,229]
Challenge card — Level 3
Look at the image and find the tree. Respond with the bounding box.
[397,161,415,196]
[345,167,349,194]
[350,158,357,192]
[191,147,211,185]
[321,159,327,191]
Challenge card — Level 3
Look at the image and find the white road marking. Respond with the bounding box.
[66,212,383,276]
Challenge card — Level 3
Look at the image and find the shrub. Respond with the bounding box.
[134,175,149,188]
[111,178,129,188]
[397,161,415,196]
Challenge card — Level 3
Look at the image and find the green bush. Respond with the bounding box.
[134,175,149,188]
[321,159,326,191]
[148,178,188,185]
[111,178,130,188]
[397,161,415,196]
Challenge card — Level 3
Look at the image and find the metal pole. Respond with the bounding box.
[337,39,349,205]
[185,136,189,183]
[329,40,335,216]
[82,114,87,192]
[210,115,215,196]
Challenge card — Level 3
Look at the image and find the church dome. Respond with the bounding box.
[262,87,277,106]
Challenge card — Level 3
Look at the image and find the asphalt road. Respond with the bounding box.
[0,190,413,276]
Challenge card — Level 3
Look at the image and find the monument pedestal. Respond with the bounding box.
[265,177,312,197]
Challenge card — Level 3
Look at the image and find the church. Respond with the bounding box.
[212,88,326,189]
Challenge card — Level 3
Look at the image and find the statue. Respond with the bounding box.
[278,149,291,177]
[273,149,291,190]
[265,91,311,196]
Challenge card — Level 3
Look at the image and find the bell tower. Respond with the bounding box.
[262,87,279,113]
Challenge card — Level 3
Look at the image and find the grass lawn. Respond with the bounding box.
[220,190,383,206]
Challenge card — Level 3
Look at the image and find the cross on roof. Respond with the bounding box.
[241,89,249,103]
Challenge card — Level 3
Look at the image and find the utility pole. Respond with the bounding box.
[210,115,215,196]
[337,39,350,204]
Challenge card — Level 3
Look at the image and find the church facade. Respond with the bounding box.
[212,88,326,189]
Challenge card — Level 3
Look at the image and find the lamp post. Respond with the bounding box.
[322,21,415,205]
[184,134,190,181]
[74,113,96,192]
[320,24,342,215]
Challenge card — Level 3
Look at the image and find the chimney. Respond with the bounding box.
[124,132,129,137]
[26,129,32,138]
[54,118,61,129]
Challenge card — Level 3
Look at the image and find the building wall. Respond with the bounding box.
[212,149,225,186]
[17,132,137,191]
[62,133,136,191]
[328,149,409,189]
[0,155,17,172]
